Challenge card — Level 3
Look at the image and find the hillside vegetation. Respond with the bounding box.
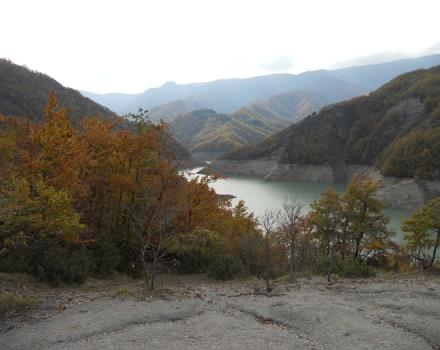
[0,59,116,121]
[224,66,440,180]
[238,89,330,122]
[148,99,206,122]
[169,109,289,154]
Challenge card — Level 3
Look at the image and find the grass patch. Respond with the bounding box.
[0,295,39,316]
[113,287,131,297]
[0,272,39,284]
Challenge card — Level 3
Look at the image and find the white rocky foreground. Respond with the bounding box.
[1,276,440,350]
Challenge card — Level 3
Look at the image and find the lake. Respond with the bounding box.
[184,168,411,240]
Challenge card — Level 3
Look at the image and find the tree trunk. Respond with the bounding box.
[289,242,295,282]
[150,252,158,290]
[264,233,272,293]
[140,244,149,285]
[245,235,252,275]
[327,244,334,284]
[428,229,440,268]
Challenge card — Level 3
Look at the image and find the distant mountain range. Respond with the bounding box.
[223,65,440,181]
[0,59,116,122]
[82,54,440,118]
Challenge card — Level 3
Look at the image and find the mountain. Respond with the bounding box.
[0,59,202,168]
[83,54,440,116]
[169,109,289,159]
[222,65,440,181]
[0,59,116,121]
[238,89,330,122]
[330,54,440,91]
[83,72,362,115]
[79,90,134,115]
[148,99,205,123]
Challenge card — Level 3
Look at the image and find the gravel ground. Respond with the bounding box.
[1,275,440,349]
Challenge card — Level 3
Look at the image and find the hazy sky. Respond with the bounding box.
[2,0,440,93]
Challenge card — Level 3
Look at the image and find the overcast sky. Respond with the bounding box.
[2,0,440,93]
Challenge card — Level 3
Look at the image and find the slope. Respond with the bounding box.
[0,59,116,121]
[169,109,289,155]
[238,89,330,122]
[223,65,440,180]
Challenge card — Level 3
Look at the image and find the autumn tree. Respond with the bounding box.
[278,198,305,281]
[259,209,280,292]
[308,177,393,279]
[343,177,392,261]
[402,197,440,269]
[0,94,267,285]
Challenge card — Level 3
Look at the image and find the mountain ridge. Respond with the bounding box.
[222,65,440,181]
[0,59,117,122]
[82,54,440,116]
[169,108,289,157]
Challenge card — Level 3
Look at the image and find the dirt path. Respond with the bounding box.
[1,275,440,349]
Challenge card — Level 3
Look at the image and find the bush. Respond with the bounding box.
[314,255,332,275]
[34,245,90,285]
[93,238,121,277]
[168,229,228,274]
[207,255,244,280]
[313,254,376,278]
[339,260,376,278]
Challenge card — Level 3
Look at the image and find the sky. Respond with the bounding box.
[2,0,440,93]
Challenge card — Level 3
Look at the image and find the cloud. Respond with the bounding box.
[261,56,294,73]
[421,43,440,55]
[332,44,440,70]
[331,51,410,69]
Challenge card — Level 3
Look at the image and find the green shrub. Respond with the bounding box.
[207,255,244,280]
[34,245,90,285]
[339,260,376,278]
[93,238,121,277]
[313,254,376,278]
[168,229,227,274]
[314,255,332,274]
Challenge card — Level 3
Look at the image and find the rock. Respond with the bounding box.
[207,159,440,210]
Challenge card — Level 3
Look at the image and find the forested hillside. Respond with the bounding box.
[0,59,201,168]
[169,109,289,154]
[0,94,262,286]
[223,66,440,180]
[0,59,116,121]
[238,89,330,122]
[148,99,205,122]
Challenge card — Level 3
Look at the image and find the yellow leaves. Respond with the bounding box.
[1,93,265,280]
[0,177,83,251]
[366,240,386,251]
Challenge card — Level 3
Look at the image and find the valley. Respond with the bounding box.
[1,20,440,349]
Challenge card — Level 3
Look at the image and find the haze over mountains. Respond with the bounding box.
[82,54,440,118]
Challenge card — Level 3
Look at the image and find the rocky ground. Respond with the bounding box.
[1,273,440,350]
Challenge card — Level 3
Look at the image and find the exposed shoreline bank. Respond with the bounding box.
[202,159,440,210]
